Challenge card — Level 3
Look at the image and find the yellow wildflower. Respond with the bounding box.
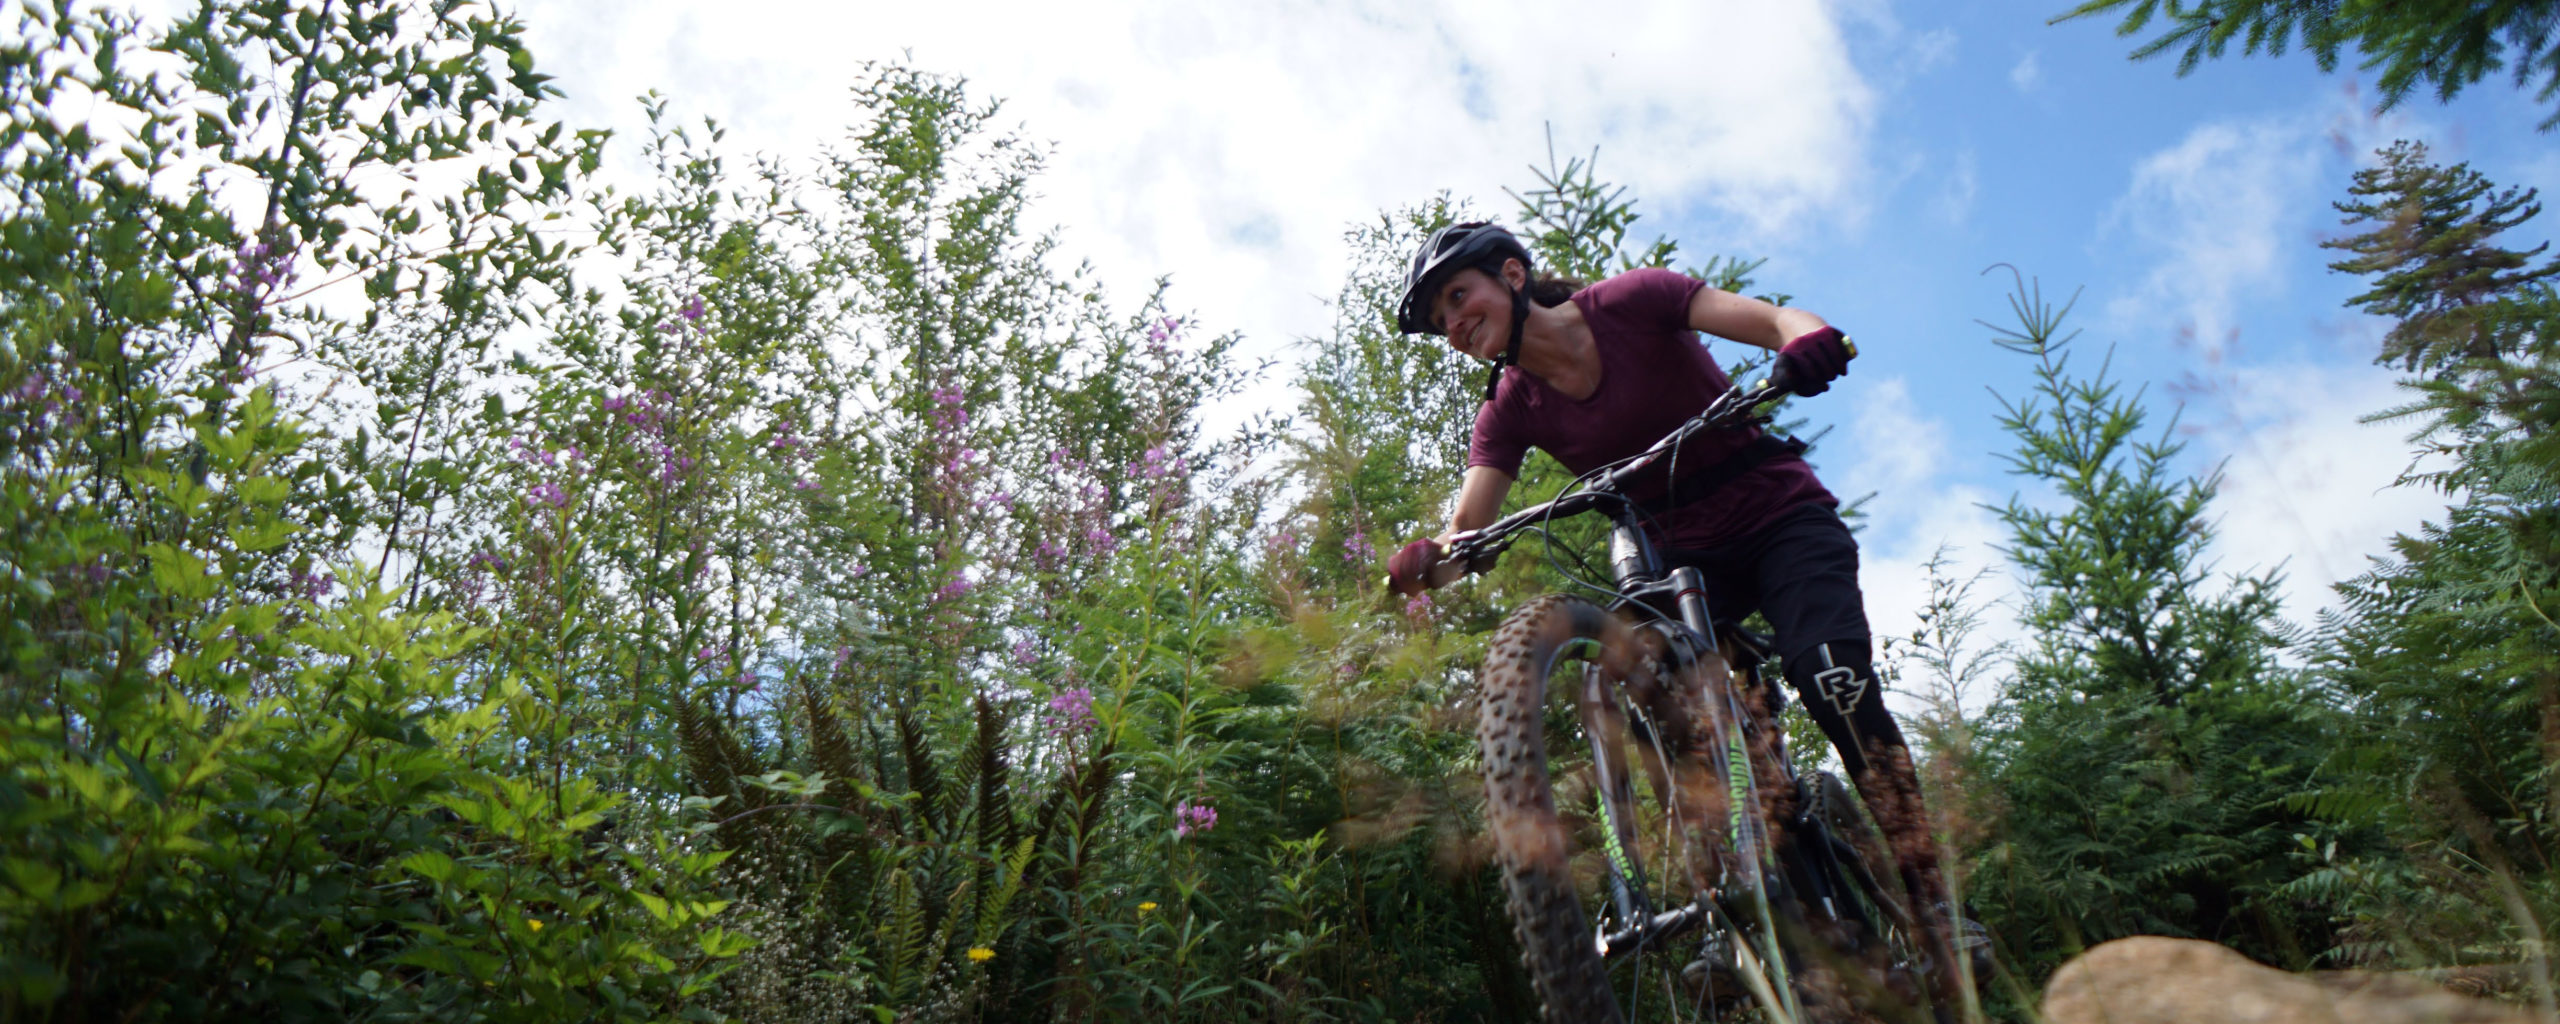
[967,947,995,963]
[526,919,544,932]
[1138,902,1158,912]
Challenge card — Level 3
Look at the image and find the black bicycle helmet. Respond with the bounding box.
[1396,221,1536,400]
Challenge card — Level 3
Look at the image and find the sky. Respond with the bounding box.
[491,0,2556,695]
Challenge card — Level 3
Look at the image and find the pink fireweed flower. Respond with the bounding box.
[795,477,819,491]
[656,448,697,484]
[930,385,969,432]
[602,395,627,412]
[831,645,855,672]
[1263,531,1298,557]
[1404,591,1435,620]
[933,572,973,602]
[1137,446,1187,479]
[1045,686,1095,738]
[527,482,568,509]
[1012,638,1039,668]
[1174,799,1218,838]
[1342,529,1375,564]
[680,294,705,321]
[1083,527,1119,556]
[287,569,334,601]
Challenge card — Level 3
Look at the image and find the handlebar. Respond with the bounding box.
[1394,337,1853,594]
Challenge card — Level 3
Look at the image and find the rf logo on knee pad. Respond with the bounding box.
[1813,664,1867,716]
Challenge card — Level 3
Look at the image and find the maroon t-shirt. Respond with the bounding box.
[1467,267,1834,550]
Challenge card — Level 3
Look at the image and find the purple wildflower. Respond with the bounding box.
[1012,638,1039,668]
[933,572,975,603]
[1263,531,1298,557]
[1045,686,1096,738]
[1342,529,1376,564]
[287,569,334,602]
[795,477,819,491]
[527,482,568,509]
[1084,526,1119,556]
[680,294,705,321]
[1175,799,1218,838]
[930,385,969,432]
[1404,590,1435,620]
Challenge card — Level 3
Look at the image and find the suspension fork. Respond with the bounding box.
[1605,514,1716,655]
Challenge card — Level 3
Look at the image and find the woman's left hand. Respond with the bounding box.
[1774,327,1853,396]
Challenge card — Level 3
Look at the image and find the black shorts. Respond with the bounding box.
[1659,502,1869,663]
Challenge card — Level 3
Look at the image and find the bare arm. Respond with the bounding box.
[1688,287,1829,352]
[1443,465,1514,539]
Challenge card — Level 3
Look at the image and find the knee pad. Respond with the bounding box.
[1782,639,1901,777]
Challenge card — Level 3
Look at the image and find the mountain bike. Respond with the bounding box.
[1410,369,1964,1023]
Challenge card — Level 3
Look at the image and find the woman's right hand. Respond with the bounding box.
[1386,538,1442,595]
[1387,533,1497,594]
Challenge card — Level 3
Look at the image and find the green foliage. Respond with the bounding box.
[42,0,2560,1018]
[2296,141,2560,989]
[1966,273,2344,983]
[0,2,729,1018]
[2053,0,2560,129]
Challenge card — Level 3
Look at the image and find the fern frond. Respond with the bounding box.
[882,866,926,1003]
[897,702,948,839]
[976,834,1037,948]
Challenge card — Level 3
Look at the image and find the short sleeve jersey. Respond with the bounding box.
[1466,267,1835,551]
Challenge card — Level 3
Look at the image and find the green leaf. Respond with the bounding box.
[230,520,298,552]
[401,850,461,886]
[145,545,216,601]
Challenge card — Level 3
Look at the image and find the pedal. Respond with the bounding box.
[1679,930,1743,1002]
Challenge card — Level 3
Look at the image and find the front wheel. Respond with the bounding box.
[1477,596,1744,1023]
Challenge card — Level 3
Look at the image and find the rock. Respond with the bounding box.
[2041,936,2547,1024]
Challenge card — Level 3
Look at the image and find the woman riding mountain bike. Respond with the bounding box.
[1381,221,1964,1018]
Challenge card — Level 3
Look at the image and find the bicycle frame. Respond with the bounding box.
[1426,375,1830,1006]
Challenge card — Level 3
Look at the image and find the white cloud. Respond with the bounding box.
[1935,147,1977,225]
[2009,51,2040,93]
[2102,117,2321,355]
[2193,360,2451,627]
[2099,92,2412,358]
[1831,378,2023,716]
[1909,28,1959,75]
[508,0,1880,374]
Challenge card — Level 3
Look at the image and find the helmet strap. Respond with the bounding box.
[1482,282,1531,402]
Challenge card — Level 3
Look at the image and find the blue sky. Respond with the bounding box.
[488,0,2555,673]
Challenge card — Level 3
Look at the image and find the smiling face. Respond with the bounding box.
[1430,261,1523,360]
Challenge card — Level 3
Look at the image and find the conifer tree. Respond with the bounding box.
[2303,142,2559,983]
[1969,273,2340,979]
[2055,0,2560,129]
